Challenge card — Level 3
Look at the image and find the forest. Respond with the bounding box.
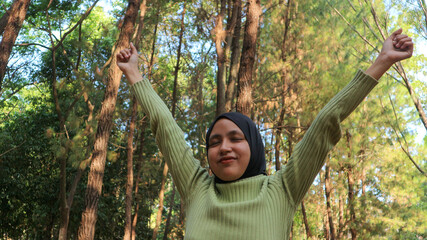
[0,0,426,239]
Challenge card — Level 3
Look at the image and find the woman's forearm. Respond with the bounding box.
[365,53,394,80]
[124,69,143,85]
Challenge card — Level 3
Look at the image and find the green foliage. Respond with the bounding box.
[0,83,58,239]
[1,0,425,239]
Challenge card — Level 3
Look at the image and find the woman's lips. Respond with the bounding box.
[219,156,236,164]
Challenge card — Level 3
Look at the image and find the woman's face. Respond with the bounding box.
[207,119,251,182]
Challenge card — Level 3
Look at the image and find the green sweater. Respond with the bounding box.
[131,70,378,240]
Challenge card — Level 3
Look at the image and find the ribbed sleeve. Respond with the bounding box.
[131,79,208,201]
[281,70,378,205]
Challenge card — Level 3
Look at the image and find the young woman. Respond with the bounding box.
[116,29,413,239]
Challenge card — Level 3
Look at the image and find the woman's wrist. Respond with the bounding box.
[365,53,395,80]
[125,71,143,85]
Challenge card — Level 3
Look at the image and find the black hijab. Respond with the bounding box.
[206,112,267,183]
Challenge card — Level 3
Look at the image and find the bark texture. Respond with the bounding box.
[301,200,312,238]
[224,0,242,112]
[214,0,227,116]
[123,98,137,240]
[236,0,261,116]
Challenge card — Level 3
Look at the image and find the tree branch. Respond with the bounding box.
[52,0,100,51]
[15,42,51,50]
[379,96,426,176]
[0,141,26,159]
[327,1,379,52]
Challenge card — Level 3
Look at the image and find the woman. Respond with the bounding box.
[117,29,413,239]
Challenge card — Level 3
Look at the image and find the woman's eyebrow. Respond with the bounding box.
[209,134,221,141]
[227,130,244,137]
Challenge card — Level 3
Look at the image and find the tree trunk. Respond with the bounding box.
[301,200,312,238]
[50,28,69,240]
[132,0,147,50]
[162,4,186,238]
[131,119,146,240]
[153,4,185,239]
[133,13,157,240]
[148,13,159,79]
[347,166,357,240]
[225,0,242,112]
[345,131,357,240]
[0,3,12,35]
[77,1,139,239]
[163,185,176,240]
[124,0,148,237]
[338,169,345,239]
[236,0,261,116]
[323,212,330,240]
[274,0,293,171]
[53,3,99,238]
[0,0,31,97]
[123,98,137,240]
[46,3,71,236]
[215,0,240,115]
[418,0,427,33]
[214,0,227,116]
[152,163,168,240]
[325,158,336,240]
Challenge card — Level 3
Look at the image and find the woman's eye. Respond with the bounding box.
[231,138,243,142]
[210,141,220,146]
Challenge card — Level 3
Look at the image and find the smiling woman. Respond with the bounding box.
[115,29,414,239]
[207,114,262,182]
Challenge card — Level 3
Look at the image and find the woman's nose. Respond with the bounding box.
[219,140,232,153]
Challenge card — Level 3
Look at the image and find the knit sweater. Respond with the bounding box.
[131,70,378,240]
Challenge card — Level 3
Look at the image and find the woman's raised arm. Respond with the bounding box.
[117,43,209,202]
[280,29,413,205]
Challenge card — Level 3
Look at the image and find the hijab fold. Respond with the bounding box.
[206,112,267,183]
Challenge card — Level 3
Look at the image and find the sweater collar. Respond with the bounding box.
[213,175,267,202]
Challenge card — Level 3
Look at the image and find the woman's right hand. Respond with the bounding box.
[116,42,142,85]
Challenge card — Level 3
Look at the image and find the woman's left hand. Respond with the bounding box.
[365,28,414,80]
[379,28,413,65]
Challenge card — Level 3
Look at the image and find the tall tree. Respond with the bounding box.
[213,0,227,115]
[225,0,242,112]
[77,1,140,239]
[0,0,31,97]
[324,158,336,240]
[236,0,261,116]
[131,119,147,240]
[345,130,357,240]
[274,0,293,171]
[124,2,148,239]
[123,98,137,240]
[214,0,240,115]
[36,1,101,239]
[163,3,187,239]
[152,3,186,239]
